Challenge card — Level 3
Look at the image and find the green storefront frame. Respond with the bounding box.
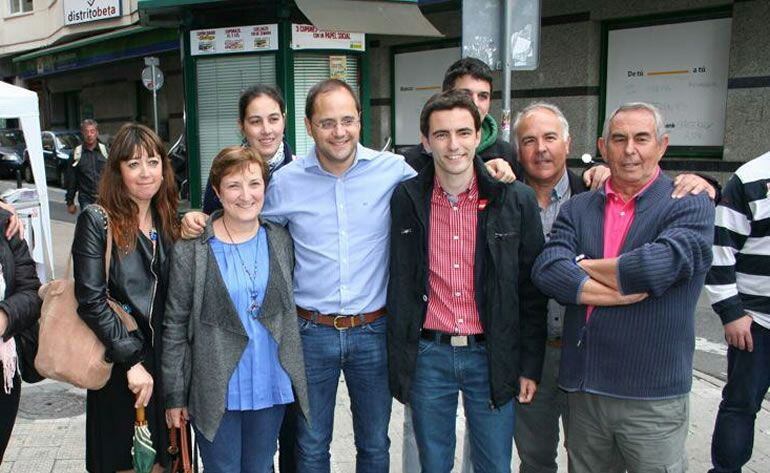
[182,20,370,208]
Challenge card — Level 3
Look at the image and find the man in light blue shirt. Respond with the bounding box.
[263,79,415,473]
[262,140,415,315]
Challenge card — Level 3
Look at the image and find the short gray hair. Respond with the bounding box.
[512,102,570,150]
[602,102,666,142]
[81,118,98,129]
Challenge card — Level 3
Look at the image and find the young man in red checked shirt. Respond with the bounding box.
[387,89,547,473]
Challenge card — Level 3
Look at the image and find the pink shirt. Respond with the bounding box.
[586,166,661,319]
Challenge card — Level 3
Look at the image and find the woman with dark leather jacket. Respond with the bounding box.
[72,123,179,473]
[0,210,41,460]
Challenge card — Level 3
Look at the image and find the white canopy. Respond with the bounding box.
[0,81,54,280]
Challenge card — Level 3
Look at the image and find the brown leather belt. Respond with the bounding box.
[546,338,562,348]
[296,306,386,330]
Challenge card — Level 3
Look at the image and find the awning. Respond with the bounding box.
[295,0,443,37]
[13,25,152,63]
[13,26,179,78]
[137,0,222,10]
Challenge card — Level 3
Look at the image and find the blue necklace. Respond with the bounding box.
[223,220,261,319]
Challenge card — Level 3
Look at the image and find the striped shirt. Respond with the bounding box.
[424,175,483,335]
[706,151,770,329]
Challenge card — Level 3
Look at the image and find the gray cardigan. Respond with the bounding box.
[161,213,309,441]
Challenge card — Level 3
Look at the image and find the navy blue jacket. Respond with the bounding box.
[532,173,714,399]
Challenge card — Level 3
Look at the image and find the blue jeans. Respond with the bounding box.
[296,316,391,473]
[193,405,286,473]
[410,338,515,473]
[710,321,770,473]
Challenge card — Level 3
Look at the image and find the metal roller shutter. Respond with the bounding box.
[292,53,360,157]
[195,55,277,193]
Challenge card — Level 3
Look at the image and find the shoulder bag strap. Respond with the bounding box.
[92,205,137,331]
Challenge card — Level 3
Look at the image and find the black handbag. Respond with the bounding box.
[14,321,44,384]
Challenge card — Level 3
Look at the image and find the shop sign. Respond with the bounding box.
[190,24,279,56]
[63,0,121,26]
[290,24,365,51]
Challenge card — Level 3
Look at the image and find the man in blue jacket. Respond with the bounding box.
[532,102,714,472]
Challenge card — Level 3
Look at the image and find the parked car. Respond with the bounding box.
[0,129,26,178]
[23,130,82,188]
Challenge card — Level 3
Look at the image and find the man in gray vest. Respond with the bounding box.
[66,119,108,213]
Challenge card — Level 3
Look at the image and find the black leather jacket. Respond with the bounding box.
[72,206,171,366]
[0,210,41,341]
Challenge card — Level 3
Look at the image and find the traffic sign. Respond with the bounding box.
[141,66,164,91]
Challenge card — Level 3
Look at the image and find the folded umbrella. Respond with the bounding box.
[132,406,156,473]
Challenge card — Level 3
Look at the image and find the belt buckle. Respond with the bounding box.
[450,335,468,347]
[333,315,350,331]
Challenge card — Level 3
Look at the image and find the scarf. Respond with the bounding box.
[478,114,499,154]
[0,264,17,394]
[267,141,286,173]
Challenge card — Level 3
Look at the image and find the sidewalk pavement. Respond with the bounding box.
[4,371,770,472]
[3,220,770,472]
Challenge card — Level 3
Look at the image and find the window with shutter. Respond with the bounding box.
[292,53,360,158]
[195,55,277,194]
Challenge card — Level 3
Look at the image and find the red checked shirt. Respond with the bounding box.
[423,174,484,335]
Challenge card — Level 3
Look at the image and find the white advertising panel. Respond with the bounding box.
[394,46,461,146]
[290,24,365,51]
[190,24,279,56]
[605,18,732,147]
[63,0,120,25]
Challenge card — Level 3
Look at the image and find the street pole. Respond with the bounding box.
[501,0,513,143]
[151,63,159,134]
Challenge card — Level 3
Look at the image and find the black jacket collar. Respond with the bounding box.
[405,155,505,204]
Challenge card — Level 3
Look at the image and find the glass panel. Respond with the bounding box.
[0,129,24,147]
[56,133,82,149]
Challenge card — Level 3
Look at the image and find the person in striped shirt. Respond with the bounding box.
[706,151,770,473]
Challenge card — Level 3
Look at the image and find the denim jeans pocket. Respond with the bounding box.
[362,316,387,335]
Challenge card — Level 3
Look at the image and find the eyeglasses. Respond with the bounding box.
[311,116,360,131]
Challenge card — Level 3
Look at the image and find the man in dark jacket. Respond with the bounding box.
[66,119,107,213]
[510,102,586,473]
[388,90,547,472]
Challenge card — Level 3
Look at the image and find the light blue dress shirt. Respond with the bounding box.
[209,227,294,411]
[262,143,416,314]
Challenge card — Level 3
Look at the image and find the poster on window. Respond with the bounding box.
[604,18,731,147]
[291,24,365,51]
[190,24,279,56]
